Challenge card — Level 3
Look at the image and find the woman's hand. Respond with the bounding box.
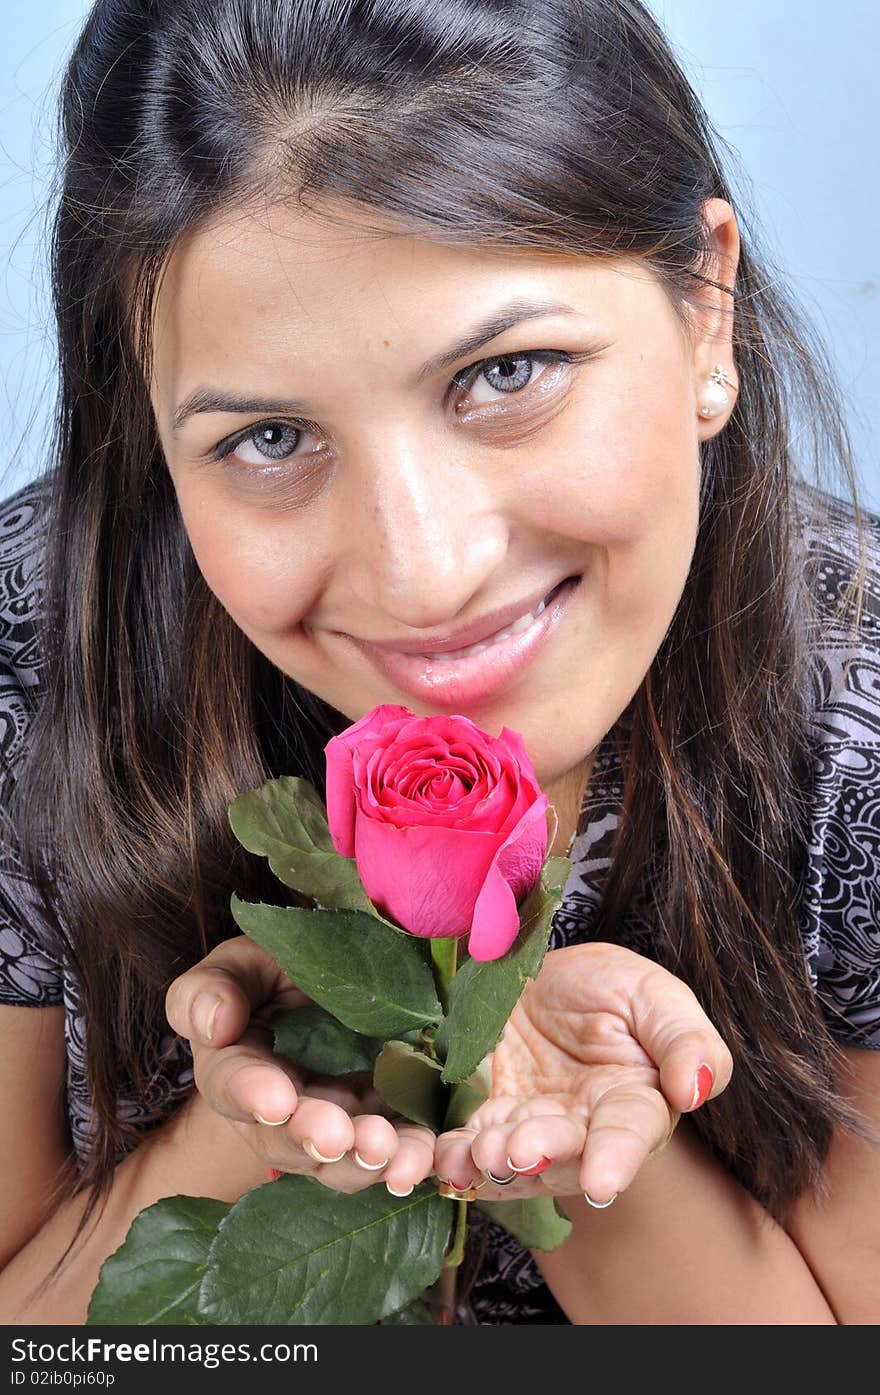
[164,935,435,1196]
[434,942,734,1205]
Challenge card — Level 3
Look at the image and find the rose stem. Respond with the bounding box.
[444,1198,469,1268]
[429,934,464,1322]
[430,1196,470,1323]
[430,1263,457,1325]
[430,1196,469,1325]
[429,936,458,1014]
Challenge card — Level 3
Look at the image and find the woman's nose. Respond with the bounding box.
[341,430,508,628]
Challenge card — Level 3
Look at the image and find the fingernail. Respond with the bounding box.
[192,992,221,1042]
[506,1155,552,1176]
[437,1181,478,1201]
[690,1063,714,1111]
[254,1111,293,1127]
[353,1150,390,1171]
[584,1191,618,1209]
[449,1176,476,1192]
[266,1167,285,1182]
[302,1139,347,1164]
[647,1108,680,1160]
[386,1182,414,1197]
[486,1168,518,1185]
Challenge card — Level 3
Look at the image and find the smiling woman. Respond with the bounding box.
[1,0,879,1328]
[150,210,706,760]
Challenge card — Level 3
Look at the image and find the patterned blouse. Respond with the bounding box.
[2,472,879,1325]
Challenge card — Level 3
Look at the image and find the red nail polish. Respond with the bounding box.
[266,1166,285,1182]
[691,1063,714,1110]
[510,1156,552,1177]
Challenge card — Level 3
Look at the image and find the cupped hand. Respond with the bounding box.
[435,942,734,1205]
[164,934,435,1196]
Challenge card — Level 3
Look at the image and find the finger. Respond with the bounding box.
[382,1125,436,1197]
[630,963,735,1115]
[284,1094,358,1163]
[433,1094,522,1184]
[435,1128,481,1192]
[165,935,310,1048]
[579,1084,674,1204]
[505,1112,586,1175]
[193,1025,303,1126]
[470,1114,585,1183]
[265,1122,436,1196]
[349,1114,400,1172]
[464,1121,521,1179]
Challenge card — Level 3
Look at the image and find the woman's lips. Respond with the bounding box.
[345,575,582,708]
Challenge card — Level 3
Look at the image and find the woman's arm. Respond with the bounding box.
[531,1042,880,1324]
[0,1005,73,1270]
[536,1115,838,1324]
[0,1049,268,1325]
[783,1045,880,1325]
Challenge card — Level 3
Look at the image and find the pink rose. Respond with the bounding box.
[324,704,550,962]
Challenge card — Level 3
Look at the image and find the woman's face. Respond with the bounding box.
[149,198,738,801]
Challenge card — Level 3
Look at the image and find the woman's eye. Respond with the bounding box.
[217,420,317,468]
[212,349,579,472]
[453,351,566,407]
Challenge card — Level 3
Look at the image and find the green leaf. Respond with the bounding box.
[475,1196,573,1252]
[373,1041,446,1130]
[231,895,443,1038]
[437,862,569,1084]
[443,1056,492,1131]
[198,1176,452,1325]
[87,1197,230,1326]
[272,1006,382,1075]
[228,776,378,916]
[542,855,575,898]
[378,1297,435,1325]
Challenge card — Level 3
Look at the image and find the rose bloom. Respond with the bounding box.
[325,703,549,961]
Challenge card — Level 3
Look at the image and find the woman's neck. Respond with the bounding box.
[544,752,594,859]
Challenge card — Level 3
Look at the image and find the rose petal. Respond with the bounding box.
[324,735,357,857]
[354,820,498,938]
[467,793,550,961]
[466,868,521,961]
[325,705,415,854]
[494,725,535,773]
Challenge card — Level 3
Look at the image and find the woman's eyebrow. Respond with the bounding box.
[171,296,579,433]
[413,297,579,382]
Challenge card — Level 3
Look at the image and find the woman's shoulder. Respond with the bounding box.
[0,472,53,691]
[0,472,54,771]
[0,473,64,1006]
[794,476,880,617]
[793,480,880,1049]
[794,478,880,747]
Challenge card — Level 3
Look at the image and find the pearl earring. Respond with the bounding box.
[697,363,736,419]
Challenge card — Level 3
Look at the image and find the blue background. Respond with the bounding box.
[1,1,877,506]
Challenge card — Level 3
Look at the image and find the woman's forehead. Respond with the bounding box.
[169,198,666,305]
[152,202,664,374]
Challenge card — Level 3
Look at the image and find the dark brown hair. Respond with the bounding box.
[8,0,874,1289]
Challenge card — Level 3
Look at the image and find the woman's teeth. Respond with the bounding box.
[415,593,550,661]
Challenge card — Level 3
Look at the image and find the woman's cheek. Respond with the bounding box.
[543,362,696,533]
[178,493,311,633]
[568,406,700,626]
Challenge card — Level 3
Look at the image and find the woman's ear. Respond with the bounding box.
[690,197,741,438]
